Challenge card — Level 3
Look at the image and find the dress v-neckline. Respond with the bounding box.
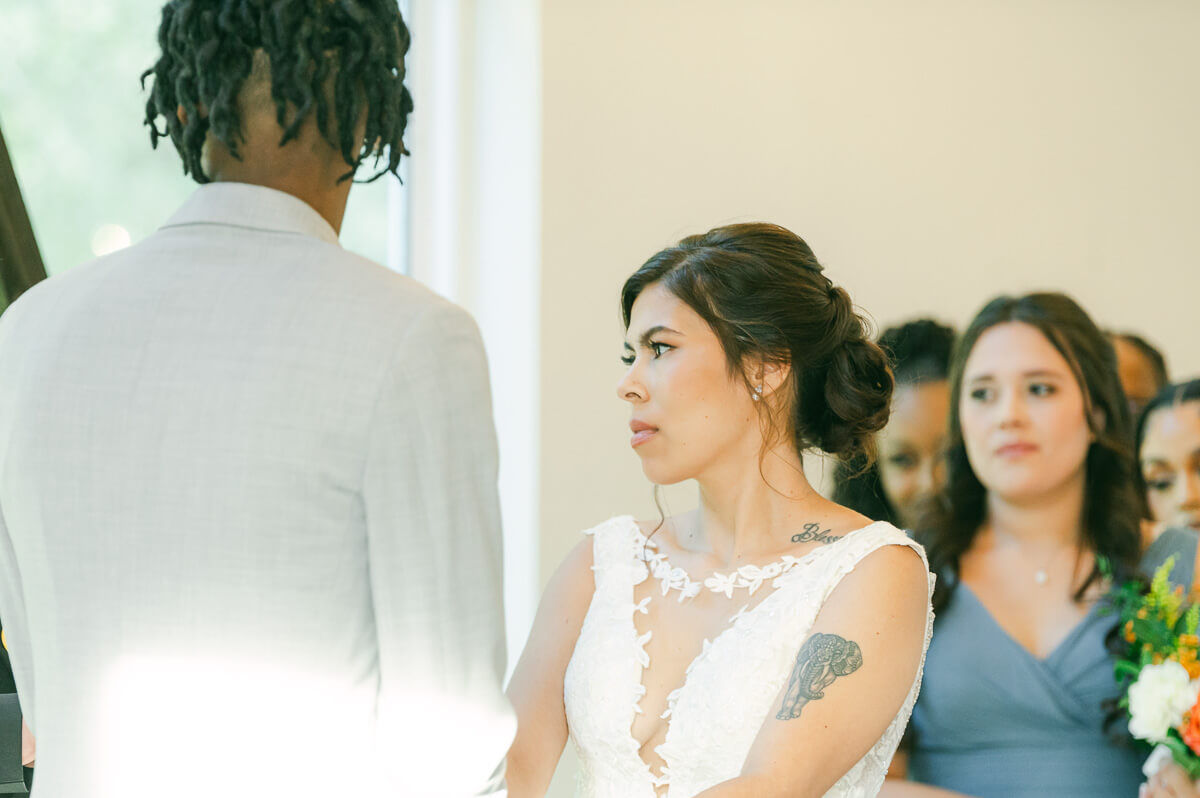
[957,580,1102,664]
[618,516,882,791]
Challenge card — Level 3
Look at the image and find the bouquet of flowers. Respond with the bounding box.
[1112,555,1200,777]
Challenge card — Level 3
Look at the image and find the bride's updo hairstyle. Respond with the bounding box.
[621,222,894,463]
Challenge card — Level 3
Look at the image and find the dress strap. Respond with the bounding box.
[801,522,935,608]
[582,516,651,595]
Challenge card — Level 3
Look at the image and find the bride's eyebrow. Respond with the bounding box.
[624,325,685,350]
[639,326,683,344]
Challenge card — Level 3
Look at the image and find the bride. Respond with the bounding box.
[506,223,935,798]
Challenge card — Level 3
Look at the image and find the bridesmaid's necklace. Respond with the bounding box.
[1032,542,1077,586]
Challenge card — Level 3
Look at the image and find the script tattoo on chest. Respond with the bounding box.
[791,522,842,545]
[776,632,864,721]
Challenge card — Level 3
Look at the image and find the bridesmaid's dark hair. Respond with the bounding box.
[621,222,894,464]
[833,319,956,525]
[918,293,1144,613]
[1134,379,1200,506]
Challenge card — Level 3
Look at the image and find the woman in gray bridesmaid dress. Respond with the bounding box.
[880,293,1200,798]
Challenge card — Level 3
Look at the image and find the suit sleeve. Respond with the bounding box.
[362,301,516,796]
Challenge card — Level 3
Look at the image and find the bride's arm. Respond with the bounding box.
[693,544,931,798]
[876,751,975,797]
[878,780,975,797]
[505,538,595,798]
[20,719,33,767]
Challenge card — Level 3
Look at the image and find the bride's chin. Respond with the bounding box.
[640,461,693,487]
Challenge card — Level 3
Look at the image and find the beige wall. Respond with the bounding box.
[540,0,1200,576]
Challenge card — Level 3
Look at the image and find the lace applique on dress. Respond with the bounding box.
[633,530,818,601]
[563,515,936,798]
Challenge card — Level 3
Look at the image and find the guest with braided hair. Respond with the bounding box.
[0,2,515,796]
[833,319,956,530]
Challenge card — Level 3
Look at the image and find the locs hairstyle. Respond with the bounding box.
[620,222,894,464]
[832,319,956,526]
[918,293,1144,613]
[141,0,414,183]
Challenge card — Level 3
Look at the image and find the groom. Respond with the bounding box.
[0,2,514,796]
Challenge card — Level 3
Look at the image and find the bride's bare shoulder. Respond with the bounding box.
[542,514,640,601]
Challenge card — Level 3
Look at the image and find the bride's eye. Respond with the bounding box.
[620,353,635,366]
[649,342,673,358]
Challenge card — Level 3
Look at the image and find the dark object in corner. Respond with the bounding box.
[0,625,29,794]
[0,694,27,794]
[0,118,48,308]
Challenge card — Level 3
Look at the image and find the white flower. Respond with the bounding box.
[704,571,737,598]
[1128,661,1200,743]
[736,565,765,594]
[760,562,783,579]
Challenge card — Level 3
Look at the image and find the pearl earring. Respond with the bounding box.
[752,385,763,402]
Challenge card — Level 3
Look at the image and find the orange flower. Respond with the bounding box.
[1125,621,1137,644]
[1182,695,1200,755]
[1181,649,1200,680]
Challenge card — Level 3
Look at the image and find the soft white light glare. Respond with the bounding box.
[90,224,131,257]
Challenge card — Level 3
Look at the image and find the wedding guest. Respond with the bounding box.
[0,2,513,796]
[1138,407,1200,798]
[881,293,1199,798]
[1136,379,1200,533]
[1112,332,1170,420]
[833,319,955,529]
[507,223,934,798]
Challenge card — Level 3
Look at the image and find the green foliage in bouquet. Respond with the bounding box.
[1110,556,1200,778]
[1113,557,1199,675]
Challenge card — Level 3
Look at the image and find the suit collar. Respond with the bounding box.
[162,182,341,247]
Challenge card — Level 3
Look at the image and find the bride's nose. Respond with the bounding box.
[616,367,647,404]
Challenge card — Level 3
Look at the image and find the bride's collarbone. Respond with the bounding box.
[635,512,869,573]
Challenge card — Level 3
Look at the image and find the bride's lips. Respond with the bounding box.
[630,420,658,448]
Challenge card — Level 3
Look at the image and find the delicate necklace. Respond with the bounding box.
[1032,543,1076,586]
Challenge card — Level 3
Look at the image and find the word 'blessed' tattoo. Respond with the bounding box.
[791,522,842,546]
[776,633,863,721]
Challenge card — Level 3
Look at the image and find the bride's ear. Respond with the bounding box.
[746,358,791,402]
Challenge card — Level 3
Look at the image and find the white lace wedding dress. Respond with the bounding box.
[563,516,935,798]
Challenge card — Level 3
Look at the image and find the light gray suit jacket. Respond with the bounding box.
[0,183,515,798]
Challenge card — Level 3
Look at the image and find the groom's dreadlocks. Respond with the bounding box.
[141,0,413,183]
